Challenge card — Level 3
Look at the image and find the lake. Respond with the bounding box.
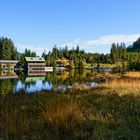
[0,69,110,94]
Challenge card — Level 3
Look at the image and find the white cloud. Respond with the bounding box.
[17,33,140,55]
[60,34,140,49]
[86,34,140,46]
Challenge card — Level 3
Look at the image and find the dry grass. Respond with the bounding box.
[39,97,85,130]
[124,72,140,78]
[72,82,91,90]
[88,72,122,82]
[101,78,140,96]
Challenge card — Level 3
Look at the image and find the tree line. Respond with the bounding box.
[20,48,37,62]
[110,43,127,63]
[0,37,37,62]
[42,45,112,68]
[42,37,140,70]
[1,36,140,70]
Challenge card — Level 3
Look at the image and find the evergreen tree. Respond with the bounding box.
[0,37,18,60]
[122,43,127,61]
[110,43,117,63]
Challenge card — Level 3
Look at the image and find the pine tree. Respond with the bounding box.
[110,43,117,63]
[0,37,18,60]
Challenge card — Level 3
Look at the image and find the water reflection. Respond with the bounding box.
[0,69,111,94]
[15,77,52,93]
[0,70,18,79]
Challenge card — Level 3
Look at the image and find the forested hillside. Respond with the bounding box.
[127,37,140,52]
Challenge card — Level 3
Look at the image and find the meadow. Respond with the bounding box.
[0,71,140,140]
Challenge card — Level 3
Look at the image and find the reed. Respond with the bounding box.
[102,78,140,96]
[124,72,140,78]
[39,97,85,131]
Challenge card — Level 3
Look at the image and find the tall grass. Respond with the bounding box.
[102,78,140,96]
[0,107,29,135]
[38,97,85,130]
[124,72,140,78]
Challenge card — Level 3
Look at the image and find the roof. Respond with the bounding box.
[25,57,45,62]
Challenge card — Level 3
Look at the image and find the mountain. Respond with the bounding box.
[127,37,140,52]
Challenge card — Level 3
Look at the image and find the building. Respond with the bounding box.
[0,60,18,69]
[25,57,46,75]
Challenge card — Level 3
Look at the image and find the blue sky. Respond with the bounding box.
[0,0,140,55]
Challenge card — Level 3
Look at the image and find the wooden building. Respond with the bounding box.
[0,60,18,69]
[25,57,46,73]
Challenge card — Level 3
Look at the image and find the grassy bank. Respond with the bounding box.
[0,72,140,140]
[0,85,140,140]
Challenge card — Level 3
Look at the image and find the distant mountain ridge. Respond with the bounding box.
[127,37,140,52]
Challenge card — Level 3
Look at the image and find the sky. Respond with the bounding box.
[0,0,140,55]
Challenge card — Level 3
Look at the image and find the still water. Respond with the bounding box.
[0,69,111,94]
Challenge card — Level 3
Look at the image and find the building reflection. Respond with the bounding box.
[27,70,46,76]
[0,70,18,79]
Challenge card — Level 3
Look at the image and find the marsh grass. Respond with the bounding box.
[124,71,140,78]
[38,97,85,131]
[0,73,140,139]
[100,78,140,96]
[72,82,90,90]
[0,107,29,136]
